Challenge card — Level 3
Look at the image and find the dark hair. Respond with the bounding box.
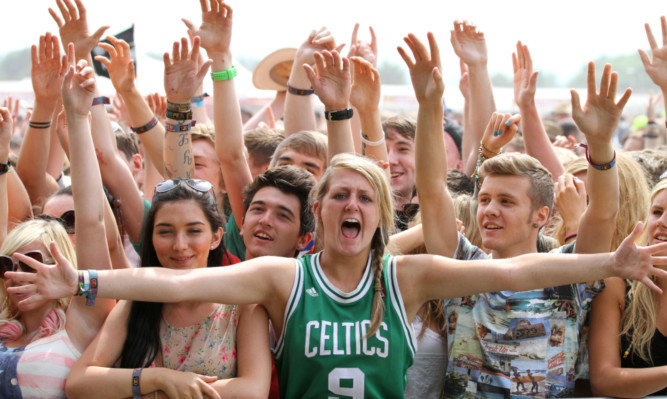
[447,169,475,197]
[119,182,226,368]
[243,166,316,236]
[443,117,463,156]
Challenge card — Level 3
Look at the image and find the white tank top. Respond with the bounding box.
[405,315,448,399]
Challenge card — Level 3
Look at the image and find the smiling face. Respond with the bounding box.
[477,175,548,258]
[151,200,222,270]
[385,128,416,207]
[647,188,667,252]
[316,169,381,258]
[241,186,310,260]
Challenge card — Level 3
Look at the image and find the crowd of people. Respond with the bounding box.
[1,0,667,398]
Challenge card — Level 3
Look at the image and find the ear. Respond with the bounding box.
[210,226,224,250]
[312,200,321,222]
[534,206,550,229]
[296,232,313,251]
[131,153,143,171]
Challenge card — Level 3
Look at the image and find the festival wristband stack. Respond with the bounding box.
[130,116,159,134]
[165,120,196,132]
[166,101,192,121]
[92,96,110,106]
[191,93,208,108]
[76,270,99,306]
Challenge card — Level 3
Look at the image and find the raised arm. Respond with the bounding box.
[284,27,340,135]
[513,41,564,180]
[571,62,630,254]
[349,56,386,164]
[0,108,12,245]
[17,33,65,207]
[399,32,457,257]
[60,43,115,348]
[304,50,355,158]
[49,0,107,64]
[184,0,250,229]
[451,21,495,170]
[347,23,378,154]
[639,16,667,117]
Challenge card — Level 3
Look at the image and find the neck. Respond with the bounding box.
[490,241,538,259]
[20,304,56,340]
[319,246,372,293]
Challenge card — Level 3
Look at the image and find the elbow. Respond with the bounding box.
[65,370,86,399]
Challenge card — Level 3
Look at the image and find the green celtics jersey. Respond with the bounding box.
[273,252,416,398]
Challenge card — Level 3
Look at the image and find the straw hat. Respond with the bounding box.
[252,48,297,91]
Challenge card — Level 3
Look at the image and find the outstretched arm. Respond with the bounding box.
[184,0,251,230]
[571,62,630,254]
[59,43,115,350]
[513,41,564,180]
[347,23,378,153]
[305,50,355,158]
[399,32,457,257]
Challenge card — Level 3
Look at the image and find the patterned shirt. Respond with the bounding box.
[443,233,603,398]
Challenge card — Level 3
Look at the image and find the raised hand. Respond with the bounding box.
[639,16,667,90]
[480,112,521,154]
[570,62,632,147]
[349,57,381,112]
[0,107,13,150]
[513,41,539,109]
[49,0,108,61]
[296,27,342,71]
[6,241,79,309]
[182,0,233,59]
[94,36,136,94]
[450,21,487,66]
[146,93,167,123]
[31,33,68,106]
[398,32,444,104]
[554,173,587,236]
[61,43,97,117]
[163,37,212,104]
[611,222,667,294]
[304,50,351,110]
[459,59,470,100]
[348,23,378,67]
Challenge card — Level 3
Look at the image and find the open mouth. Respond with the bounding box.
[484,224,502,231]
[341,219,361,239]
[254,231,273,241]
[655,234,667,242]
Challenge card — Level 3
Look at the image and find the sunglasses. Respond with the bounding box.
[155,179,213,195]
[0,251,44,279]
[37,210,75,235]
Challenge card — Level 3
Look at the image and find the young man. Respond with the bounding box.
[406,33,629,398]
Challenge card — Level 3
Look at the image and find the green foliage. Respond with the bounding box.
[567,53,656,92]
[0,48,31,80]
[378,60,407,85]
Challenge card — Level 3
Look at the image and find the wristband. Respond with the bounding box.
[86,270,98,307]
[29,120,52,129]
[211,66,237,81]
[166,101,191,112]
[132,368,142,399]
[324,108,354,121]
[191,99,205,108]
[165,109,193,121]
[580,144,616,171]
[480,142,500,157]
[361,133,385,146]
[0,160,10,176]
[165,120,196,132]
[76,270,90,297]
[131,116,159,134]
[191,94,208,103]
[564,232,578,242]
[287,83,315,96]
[92,96,110,106]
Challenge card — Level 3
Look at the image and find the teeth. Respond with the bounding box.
[256,233,271,239]
[656,235,667,241]
[344,219,360,224]
[486,225,501,229]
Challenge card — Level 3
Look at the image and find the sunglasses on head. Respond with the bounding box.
[155,179,213,195]
[0,251,44,279]
[37,210,75,235]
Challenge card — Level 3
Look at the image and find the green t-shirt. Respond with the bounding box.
[273,252,416,398]
[224,213,246,261]
[129,199,152,254]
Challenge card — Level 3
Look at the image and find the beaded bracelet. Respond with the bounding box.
[211,66,237,81]
[580,144,616,171]
[165,109,193,121]
[287,83,315,96]
[130,116,159,134]
[165,120,196,132]
[472,144,499,188]
[29,120,52,129]
[132,368,142,399]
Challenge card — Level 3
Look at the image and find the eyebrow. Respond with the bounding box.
[155,221,207,227]
[251,200,296,219]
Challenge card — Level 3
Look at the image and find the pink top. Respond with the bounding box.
[160,303,238,378]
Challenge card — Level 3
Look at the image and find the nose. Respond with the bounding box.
[481,199,499,217]
[258,210,274,227]
[387,149,399,166]
[173,232,188,251]
[344,196,359,212]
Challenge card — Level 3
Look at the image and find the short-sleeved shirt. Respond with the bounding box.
[443,233,603,398]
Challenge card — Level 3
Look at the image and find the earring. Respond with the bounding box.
[533,223,539,228]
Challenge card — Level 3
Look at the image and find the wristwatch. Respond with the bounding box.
[324,108,354,121]
[0,160,10,176]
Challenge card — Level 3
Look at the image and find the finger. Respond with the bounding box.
[638,49,651,68]
[182,18,196,34]
[599,64,611,97]
[94,55,111,69]
[523,44,533,71]
[432,66,445,93]
[529,71,539,90]
[648,240,667,254]
[45,33,54,60]
[91,26,109,44]
[172,41,179,63]
[210,0,220,13]
[369,26,378,54]
[573,175,586,194]
[74,0,86,19]
[608,71,618,101]
[645,22,658,50]
[303,64,317,86]
[49,8,64,27]
[330,50,341,69]
[180,37,190,61]
[55,0,71,22]
[351,23,359,44]
[314,51,326,75]
[5,283,37,294]
[199,380,221,399]
[341,56,351,76]
[31,45,38,68]
[67,43,76,69]
[427,32,441,67]
[616,88,633,110]
[570,89,582,115]
[39,35,47,62]
[397,46,414,69]
[163,51,172,69]
[662,16,667,47]
[63,0,79,20]
[98,42,117,60]
[460,59,468,75]
[266,105,276,128]
[641,276,663,295]
[200,0,209,12]
[195,59,213,82]
[586,61,597,98]
[190,36,202,62]
[407,33,429,62]
[52,36,61,63]
[512,52,518,74]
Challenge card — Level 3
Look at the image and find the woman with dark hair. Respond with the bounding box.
[64,179,271,398]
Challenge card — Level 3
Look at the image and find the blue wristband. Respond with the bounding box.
[86,270,98,307]
[132,367,142,399]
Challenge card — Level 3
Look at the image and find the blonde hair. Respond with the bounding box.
[555,154,649,249]
[0,219,76,342]
[619,179,667,364]
[311,154,394,336]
